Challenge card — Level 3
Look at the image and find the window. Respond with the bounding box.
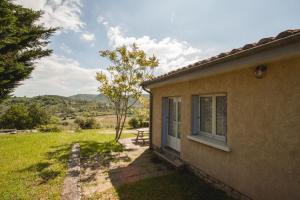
[192,94,227,142]
[167,97,181,139]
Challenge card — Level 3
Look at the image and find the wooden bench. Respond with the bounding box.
[134,128,149,144]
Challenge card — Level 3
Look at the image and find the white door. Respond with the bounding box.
[167,97,181,152]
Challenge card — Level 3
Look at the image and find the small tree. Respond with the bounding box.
[0,104,29,129]
[96,44,158,141]
[0,0,57,103]
[0,103,50,130]
[27,103,50,129]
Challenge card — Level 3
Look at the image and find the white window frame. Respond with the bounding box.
[198,94,226,142]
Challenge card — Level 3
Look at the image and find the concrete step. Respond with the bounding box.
[153,150,184,169]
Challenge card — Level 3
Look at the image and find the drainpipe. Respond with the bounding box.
[142,85,153,150]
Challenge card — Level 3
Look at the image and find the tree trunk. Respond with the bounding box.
[117,113,127,141]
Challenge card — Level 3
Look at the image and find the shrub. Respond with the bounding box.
[74,117,85,128]
[61,121,69,126]
[39,124,62,132]
[74,117,99,129]
[0,103,50,130]
[0,104,29,129]
[141,121,149,127]
[27,103,50,128]
[85,117,97,129]
[49,116,60,124]
[129,117,139,129]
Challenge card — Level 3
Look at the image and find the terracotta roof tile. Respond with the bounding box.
[142,29,300,86]
[257,37,274,45]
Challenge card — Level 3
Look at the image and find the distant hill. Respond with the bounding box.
[0,94,149,119]
[69,93,149,104]
[69,94,109,103]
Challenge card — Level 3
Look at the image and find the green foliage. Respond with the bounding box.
[49,116,60,124]
[132,96,149,126]
[129,117,139,129]
[0,95,116,119]
[0,130,133,199]
[74,117,99,129]
[128,117,149,129]
[0,0,57,102]
[96,43,158,140]
[0,103,50,129]
[27,103,50,128]
[0,104,29,129]
[140,121,149,127]
[39,124,62,132]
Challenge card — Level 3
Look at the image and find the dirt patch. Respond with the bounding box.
[81,138,174,198]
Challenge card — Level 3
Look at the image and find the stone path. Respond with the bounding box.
[81,138,174,199]
[62,143,81,200]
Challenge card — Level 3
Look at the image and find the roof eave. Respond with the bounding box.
[142,32,300,88]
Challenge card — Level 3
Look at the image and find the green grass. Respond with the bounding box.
[92,171,233,200]
[0,130,133,200]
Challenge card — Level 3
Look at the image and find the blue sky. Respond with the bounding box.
[14,0,300,97]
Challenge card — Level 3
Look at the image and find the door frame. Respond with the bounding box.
[162,96,181,152]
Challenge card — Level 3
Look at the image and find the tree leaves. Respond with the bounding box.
[96,43,158,140]
[0,0,57,102]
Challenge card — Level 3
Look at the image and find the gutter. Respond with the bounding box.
[142,85,153,150]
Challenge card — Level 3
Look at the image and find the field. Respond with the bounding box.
[0,130,133,200]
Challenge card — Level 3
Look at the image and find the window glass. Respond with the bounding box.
[178,100,181,122]
[216,96,227,136]
[177,100,181,138]
[200,97,212,133]
[168,99,174,136]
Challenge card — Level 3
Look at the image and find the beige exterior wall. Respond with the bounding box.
[151,57,300,200]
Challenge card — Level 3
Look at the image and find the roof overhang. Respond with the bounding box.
[142,32,300,89]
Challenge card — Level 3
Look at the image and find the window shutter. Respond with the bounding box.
[191,95,200,135]
[161,97,169,146]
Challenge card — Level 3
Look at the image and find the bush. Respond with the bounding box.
[39,124,62,132]
[85,117,97,129]
[74,117,85,128]
[0,104,29,129]
[128,117,149,129]
[141,121,149,127]
[49,116,60,124]
[129,117,139,129]
[74,117,99,129]
[61,121,69,126]
[27,103,50,128]
[0,103,51,130]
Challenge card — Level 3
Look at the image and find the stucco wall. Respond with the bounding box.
[151,57,300,200]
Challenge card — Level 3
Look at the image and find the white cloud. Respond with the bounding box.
[14,55,100,97]
[80,33,95,41]
[60,43,72,54]
[101,20,218,75]
[97,15,108,26]
[13,0,84,32]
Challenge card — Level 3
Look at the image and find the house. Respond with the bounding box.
[141,29,300,200]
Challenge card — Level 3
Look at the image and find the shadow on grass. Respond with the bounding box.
[19,144,70,185]
[111,170,233,200]
[80,140,132,183]
[20,140,129,185]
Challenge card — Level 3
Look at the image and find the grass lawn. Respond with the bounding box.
[91,171,233,200]
[0,130,133,200]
